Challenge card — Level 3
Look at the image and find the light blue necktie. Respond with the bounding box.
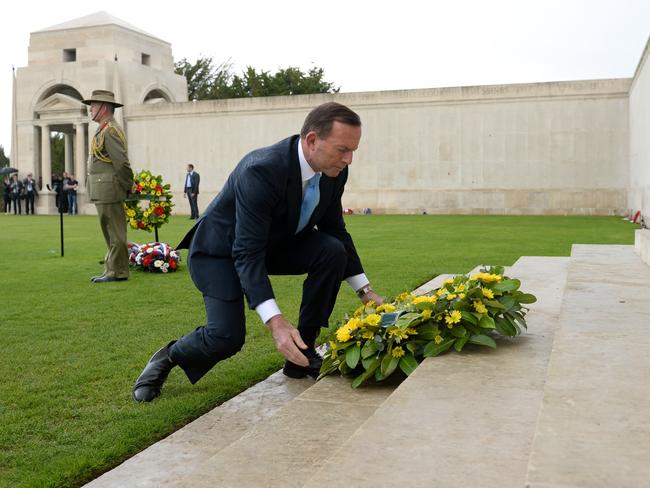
[296,173,321,233]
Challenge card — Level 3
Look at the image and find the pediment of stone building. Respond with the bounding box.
[35,93,86,117]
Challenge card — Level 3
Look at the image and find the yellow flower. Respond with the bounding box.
[376,303,396,313]
[145,176,151,182]
[447,293,457,300]
[434,335,444,344]
[413,295,437,305]
[436,288,446,297]
[445,310,462,326]
[443,278,454,285]
[482,288,494,299]
[126,209,135,217]
[421,309,432,320]
[336,326,352,342]
[353,305,364,317]
[405,328,418,335]
[396,292,412,301]
[391,346,405,358]
[361,330,375,339]
[473,300,488,314]
[365,314,381,326]
[388,327,409,342]
[458,293,466,299]
[472,272,503,283]
[454,283,466,292]
[345,318,362,330]
[365,300,376,308]
[156,191,162,196]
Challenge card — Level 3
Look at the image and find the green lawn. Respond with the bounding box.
[0,213,637,487]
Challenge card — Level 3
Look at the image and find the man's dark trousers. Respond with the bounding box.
[186,189,199,219]
[169,229,347,384]
[25,192,36,214]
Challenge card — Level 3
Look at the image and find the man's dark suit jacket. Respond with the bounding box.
[178,135,363,309]
[186,172,200,194]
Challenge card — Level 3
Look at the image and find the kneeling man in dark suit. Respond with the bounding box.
[133,102,383,402]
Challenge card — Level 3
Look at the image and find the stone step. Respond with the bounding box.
[525,245,650,488]
[83,372,314,487]
[635,228,650,266]
[85,268,473,487]
[175,375,398,487]
[303,256,570,488]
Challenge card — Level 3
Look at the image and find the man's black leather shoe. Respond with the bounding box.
[283,348,323,379]
[93,276,127,283]
[133,341,176,402]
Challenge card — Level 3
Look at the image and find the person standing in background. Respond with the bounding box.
[10,174,23,215]
[65,174,79,215]
[23,173,39,215]
[84,90,134,283]
[184,164,200,219]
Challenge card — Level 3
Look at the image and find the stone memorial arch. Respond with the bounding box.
[12,11,187,213]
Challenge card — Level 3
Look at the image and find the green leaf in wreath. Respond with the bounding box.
[468,334,497,349]
[346,344,361,369]
[504,313,522,335]
[454,334,470,352]
[484,299,506,310]
[406,341,418,355]
[423,338,455,357]
[449,324,467,338]
[381,354,400,378]
[517,293,537,304]
[361,340,379,359]
[399,353,419,376]
[395,312,422,329]
[460,310,478,325]
[498,295,516,311]
[493,279,520,292]
[352,358,380,388]
[479,315,496,329]
[495,317,517,336]
[416,323,440,340]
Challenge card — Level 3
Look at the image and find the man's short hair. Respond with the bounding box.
[187,164,194,170]
[300,102,361,139]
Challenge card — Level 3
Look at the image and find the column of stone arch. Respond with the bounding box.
[74,122,87,188]
[40,124,51,191]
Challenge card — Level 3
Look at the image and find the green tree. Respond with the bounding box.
[0,144,9,168]
[175,57,339,100]
[51,133,65,176]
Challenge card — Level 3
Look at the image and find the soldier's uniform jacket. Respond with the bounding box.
[88,117,134,203]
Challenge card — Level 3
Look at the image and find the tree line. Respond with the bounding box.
[174,57,339,101]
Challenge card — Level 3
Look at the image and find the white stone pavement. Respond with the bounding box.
[85,243,650,487]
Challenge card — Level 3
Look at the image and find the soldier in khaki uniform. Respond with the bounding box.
[83,90,134,283]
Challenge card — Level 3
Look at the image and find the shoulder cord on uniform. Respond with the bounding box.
[91,124,127,163]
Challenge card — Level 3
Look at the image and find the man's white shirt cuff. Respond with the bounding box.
[256,299,282,324]
[346,273,369,293]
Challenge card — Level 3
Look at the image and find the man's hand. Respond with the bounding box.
[361,290,384,305]
[266,315,309,366]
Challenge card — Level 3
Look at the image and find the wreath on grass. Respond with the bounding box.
[128,242,181,273]
[124,170,173,232]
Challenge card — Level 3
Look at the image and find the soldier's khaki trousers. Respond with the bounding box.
[96,202,129,279]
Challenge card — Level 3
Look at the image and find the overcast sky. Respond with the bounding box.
[1,0,649,155]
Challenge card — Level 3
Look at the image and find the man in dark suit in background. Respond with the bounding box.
[184,163,200,219]
[133,102,383,402]
[22,173,39,214]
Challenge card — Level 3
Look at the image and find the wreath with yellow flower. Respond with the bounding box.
[124,170,173,232]
[320,266,537,388]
